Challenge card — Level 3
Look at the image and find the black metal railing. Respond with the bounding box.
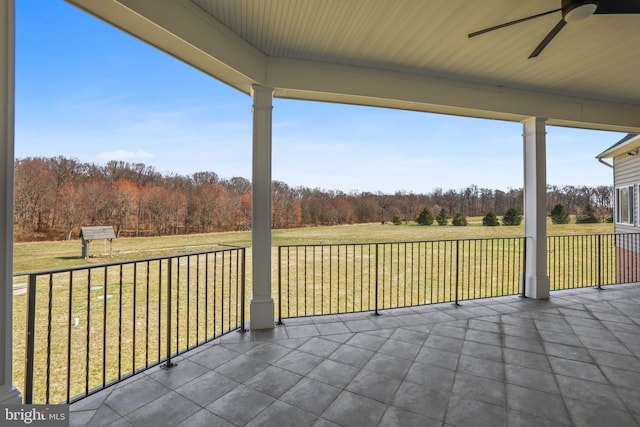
[15,247,246,404]
[548,232,640,290]
[278,233,640,322]
[277,237,525,321]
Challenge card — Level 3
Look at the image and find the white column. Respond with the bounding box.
[250,85,275,329]
[522,117,550,299]
[0,0,21,404]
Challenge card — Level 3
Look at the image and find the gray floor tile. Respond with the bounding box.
[246,401,317,427]
[315,322,351,335]
[504,335,546,353]
[69,285,640,427]
[363,352,412,379]
[503,347,551,372]
[280,377,342,415]
[506,384,571,425]
[389,327,430,345]
[425,334,464,353]
[429,324,466,340]
[584,335,635,356]
[187,345,239,369]
[174,371,239,406]
[379,406,441,427]
[405,361,455,392]
[124,391,201,427]
[414,346,460,371]
[206,385,274,425]
[392,381,450,420]
[345,369,402,403]
[328,343,375,368]
[273,349,325,375]
[462,340,503,362]
[549,357,608,383]
[213,354,270,383]
[149,359,210,389]
[377,338,421,360]
[286,324,320,338]
[465,329,502,346]
[601,366,640,389]
[322,391,387,427]
[507,410,572,427]
[468,319,502,333]
[555,374,627,411]
[244,365,302,398]
[308,359,360,388]
[176,409,234,427]
[104,376,171,416]
[245,342,293,363]
[346,332,387,351]
[616,385,640,415]
[298,337,341,357]
[589,348,640,371]
[344,318,378,332]
[564,397,639,427]
[452,372,505,406]
[543,341,594,363]
[445,395,507,427]
[505,364,560,394]
[87,405,121,427]
[457,354,505,381]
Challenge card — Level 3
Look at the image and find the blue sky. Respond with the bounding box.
[15,0,623,194]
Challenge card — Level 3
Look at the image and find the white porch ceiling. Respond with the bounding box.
[66,0,640,132]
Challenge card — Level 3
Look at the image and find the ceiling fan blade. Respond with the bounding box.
[468,8,561,38]
[595,0,640,14]
[529,19,567,58]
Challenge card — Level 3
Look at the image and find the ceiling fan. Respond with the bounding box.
[468,0,640,58]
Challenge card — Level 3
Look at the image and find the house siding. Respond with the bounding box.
[613,153,640,282]
[613,154,639,233]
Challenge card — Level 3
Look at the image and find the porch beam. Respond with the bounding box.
[522,117,550,299]
[249,85,275,329]
[0,0,21,404]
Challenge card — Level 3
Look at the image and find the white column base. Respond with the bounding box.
[525,274,550,300]
[0,385,22,405]
[250,298,275,330]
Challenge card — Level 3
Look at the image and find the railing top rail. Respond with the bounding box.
[547,232,640,238]
[13,246,247,278]
[278,236,526,248]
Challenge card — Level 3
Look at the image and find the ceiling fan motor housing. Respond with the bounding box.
[563,0,599,22]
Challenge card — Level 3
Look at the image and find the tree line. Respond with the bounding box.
[13,156,613,241]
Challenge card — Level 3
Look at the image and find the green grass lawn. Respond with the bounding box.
[13,218,613,273]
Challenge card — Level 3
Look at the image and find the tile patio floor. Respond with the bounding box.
[70,283,640,427]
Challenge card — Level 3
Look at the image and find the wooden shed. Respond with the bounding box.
[80,226,116,259]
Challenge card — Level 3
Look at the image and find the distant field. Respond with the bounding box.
[13,218,613,274]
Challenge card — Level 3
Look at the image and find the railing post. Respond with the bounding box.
[374,244,380,316]
[597,234,603,290]
[454,240,460,306]
[240,248,247,332]
[162,259,176,369]
[277,246,284,325]
[24,274,37,404]
[520,236,527,298]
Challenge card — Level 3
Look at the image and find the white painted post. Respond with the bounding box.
[0,0,22,404]
[249,85,275,329]
[522,117,550,299]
